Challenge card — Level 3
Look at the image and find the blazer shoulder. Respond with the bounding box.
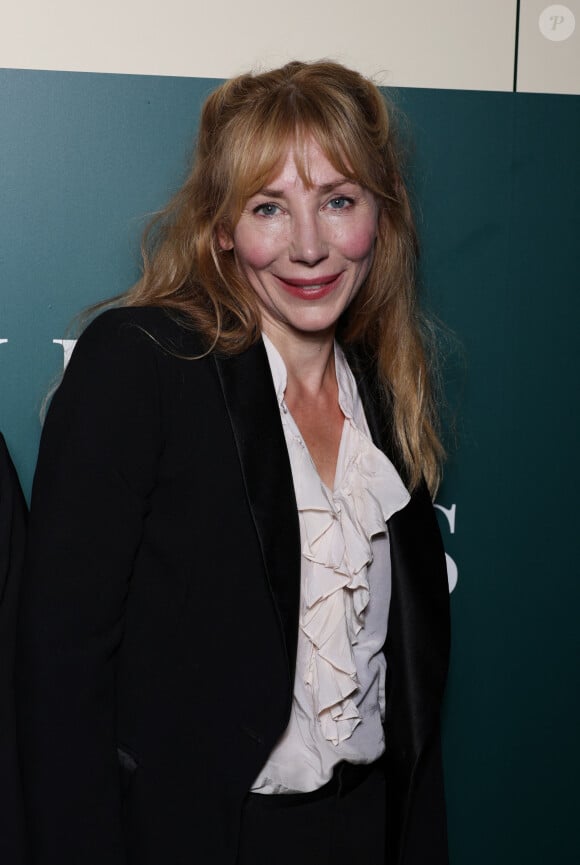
[79,305,207,359]
[45,307,203,445]
[47,307,216,459]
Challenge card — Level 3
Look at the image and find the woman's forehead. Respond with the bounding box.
[264,139,352,188]
[242,135,356,196]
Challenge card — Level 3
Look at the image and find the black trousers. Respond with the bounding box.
[237,762,387,865]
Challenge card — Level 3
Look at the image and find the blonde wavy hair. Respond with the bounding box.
[122,60,444,494]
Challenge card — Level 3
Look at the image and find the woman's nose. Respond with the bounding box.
[289,213,329,266]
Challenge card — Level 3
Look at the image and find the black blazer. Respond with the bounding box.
[0,434,27,864]
[17,307,450,865]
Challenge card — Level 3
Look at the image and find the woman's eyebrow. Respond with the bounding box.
[257,187,284,198]
[318,178,354,193]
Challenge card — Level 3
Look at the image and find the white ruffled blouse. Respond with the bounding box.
[252,336,410,794]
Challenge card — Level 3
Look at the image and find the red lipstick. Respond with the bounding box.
[274,272,342,300]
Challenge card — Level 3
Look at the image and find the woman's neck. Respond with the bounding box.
[262,321,336,398]
[263,320,344,490]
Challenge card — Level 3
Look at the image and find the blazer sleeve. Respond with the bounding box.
[17,310,162,865]
[0,434,28,864]
[400,724,448,865]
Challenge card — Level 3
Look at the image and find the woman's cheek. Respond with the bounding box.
[342,223,378,261]
[234,223,283,270]
[333,207,378,261]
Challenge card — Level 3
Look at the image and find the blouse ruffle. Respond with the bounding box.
[287,421,410,745]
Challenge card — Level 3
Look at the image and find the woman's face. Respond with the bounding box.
[221,139,378,343]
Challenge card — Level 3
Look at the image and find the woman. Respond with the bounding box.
[17,61,450,865]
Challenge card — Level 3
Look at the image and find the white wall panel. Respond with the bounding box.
[517,0,580,94]
[1,0,517,91]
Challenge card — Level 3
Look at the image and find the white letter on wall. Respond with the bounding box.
[53,339,77,370]
[434,502,458,593]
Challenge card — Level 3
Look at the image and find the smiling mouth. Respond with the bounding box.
[275,273,343,299]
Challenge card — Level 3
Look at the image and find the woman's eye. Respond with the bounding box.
[327,196,353,210]
[253,203,281,217]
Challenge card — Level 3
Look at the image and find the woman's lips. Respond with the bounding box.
[274,272,343,300]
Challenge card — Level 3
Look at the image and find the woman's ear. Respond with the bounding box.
[217,224,234,251]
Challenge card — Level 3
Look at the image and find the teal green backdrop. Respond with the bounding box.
[1,69,579,863]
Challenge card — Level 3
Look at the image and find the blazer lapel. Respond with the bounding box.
[346,347,450,750]
[213,340,301,688]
